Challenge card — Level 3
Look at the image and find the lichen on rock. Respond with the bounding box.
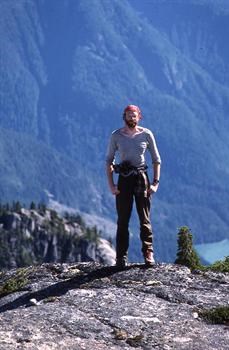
[0,262,228,349]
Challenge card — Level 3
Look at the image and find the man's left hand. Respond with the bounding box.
[148,184,159,195]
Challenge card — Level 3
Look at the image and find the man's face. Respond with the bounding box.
[124,110,140,128]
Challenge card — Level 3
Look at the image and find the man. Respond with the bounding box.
[106,104,161,268]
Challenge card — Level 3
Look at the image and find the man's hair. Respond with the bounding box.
[123,104,142,119]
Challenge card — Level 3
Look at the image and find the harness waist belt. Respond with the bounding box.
[113,161,148,177]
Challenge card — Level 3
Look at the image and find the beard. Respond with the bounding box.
[125,119,137,128]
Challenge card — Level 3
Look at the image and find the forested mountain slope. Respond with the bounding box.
[0,0,229,261]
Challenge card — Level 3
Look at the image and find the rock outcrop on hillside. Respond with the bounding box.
[0,208,115,269]
[0,262,228,349]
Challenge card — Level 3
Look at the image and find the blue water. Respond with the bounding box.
[195,239,229,264]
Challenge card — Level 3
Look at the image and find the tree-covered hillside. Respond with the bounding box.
[0,202,115,269]
[0,0,229,262]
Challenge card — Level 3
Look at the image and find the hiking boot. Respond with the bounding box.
[115,256,127,269]
[144,250,155,267]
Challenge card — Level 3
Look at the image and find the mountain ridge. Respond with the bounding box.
[0,0,229,262]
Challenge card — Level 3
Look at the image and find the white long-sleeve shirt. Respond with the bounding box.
[106,127,161,167]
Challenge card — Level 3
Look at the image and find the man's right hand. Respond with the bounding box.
[110,185,120,195]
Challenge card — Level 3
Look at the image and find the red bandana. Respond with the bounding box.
[123,105,142,118]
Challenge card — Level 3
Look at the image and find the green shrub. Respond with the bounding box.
[199,306,229,325]
[0,268,29,297]
[208,256,229,273]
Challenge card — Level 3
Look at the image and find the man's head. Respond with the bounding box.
[123,105,142,128]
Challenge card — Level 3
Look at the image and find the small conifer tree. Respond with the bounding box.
[4,203,10,212]
[175,226,201,270]
[30,201,36,210]
[38,202,47,214]
[11,201,22,213]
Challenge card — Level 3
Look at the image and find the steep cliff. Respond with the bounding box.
[0,207,115,269]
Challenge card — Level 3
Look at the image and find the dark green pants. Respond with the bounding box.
[116,174,153,259]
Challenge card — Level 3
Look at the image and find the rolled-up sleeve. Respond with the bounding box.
[106,133,117,165]
[146,130,161,164]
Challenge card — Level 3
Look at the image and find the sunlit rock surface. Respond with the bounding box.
[0,263,228,349]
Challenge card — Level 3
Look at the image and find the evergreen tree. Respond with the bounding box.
[175,226,201,270]
[67,214,86,228]
[64,211,70,220]
[30,201,36,210]
[38,202,47,214]
[15,201,22,213]
[4,203,10,212]
[50,209,58,221]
